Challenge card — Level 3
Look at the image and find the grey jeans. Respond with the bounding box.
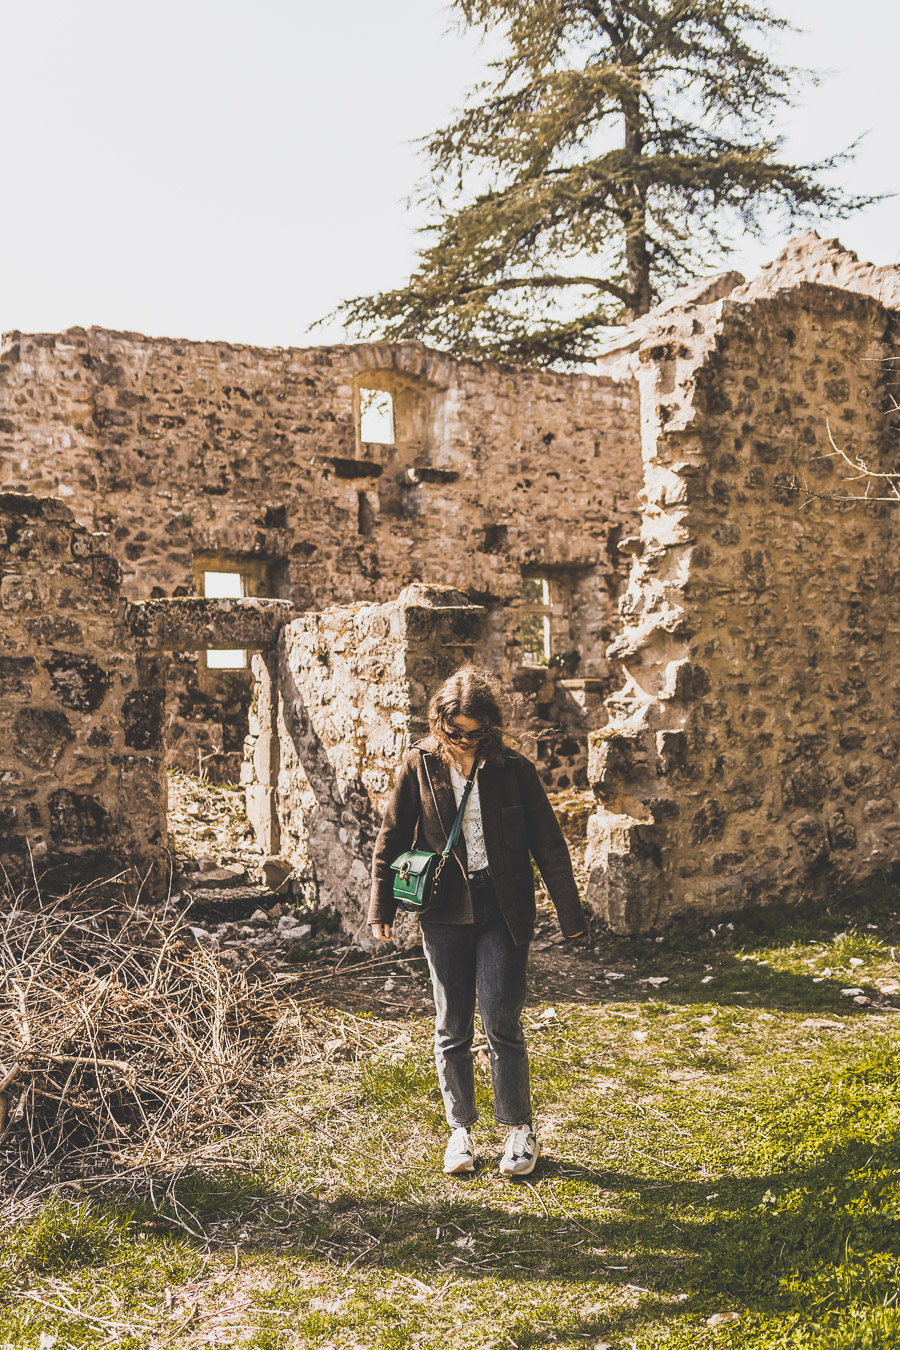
[420,869,532,1129]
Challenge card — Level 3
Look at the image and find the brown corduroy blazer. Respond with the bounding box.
[368,739,584,945]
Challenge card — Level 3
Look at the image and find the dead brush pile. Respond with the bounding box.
[0,885,304,1194]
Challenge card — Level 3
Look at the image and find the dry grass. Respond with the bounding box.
[0,869,421,1239]
[0,880,319,1204]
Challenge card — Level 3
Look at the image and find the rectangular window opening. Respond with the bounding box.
[359,387,395,445]
[206,649,247,670]
[203,571,245,599]
[204,569,247,670]
[520,574,552,667]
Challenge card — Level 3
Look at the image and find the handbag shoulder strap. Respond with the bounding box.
[442,760,479,859]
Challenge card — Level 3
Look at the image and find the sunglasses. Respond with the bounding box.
[444,723,486,744]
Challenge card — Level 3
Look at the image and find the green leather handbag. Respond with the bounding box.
[390,761,477,916]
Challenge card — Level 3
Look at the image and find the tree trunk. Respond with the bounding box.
[621,95,652,321]
[624,227,652,320]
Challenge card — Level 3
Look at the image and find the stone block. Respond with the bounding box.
[92,555,121,585]
[65,754,108,791]
[789,814,829,866]
[261,855,293,891]
[46,651,112,712]
[253,728,276,786]
[14,706,74,770]
[71,531,111,558]
[48,790,110,846]
[1,573,50,610]
[122,688,165,752]
[0,654,36,679]
[117,756,167,843]
[863,798,895,821]
[246,784,279,855]
[24,615,83,644]
[128,597,295,651]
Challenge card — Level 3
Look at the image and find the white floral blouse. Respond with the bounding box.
[448,760,488,873]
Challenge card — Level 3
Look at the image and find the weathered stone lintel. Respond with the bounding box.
[128,598,297,651]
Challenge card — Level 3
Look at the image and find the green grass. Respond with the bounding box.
[10,1199,130,1275]
[4,891,900,1348]
[0,1198,202,1349]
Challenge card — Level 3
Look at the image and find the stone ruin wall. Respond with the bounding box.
[0,482,475,935]
[0,493,167,890]
[0,487,488,939]
[6,233,900,936]
[585,278,900,931]
[0,331,642,788]
[243,585,484,943]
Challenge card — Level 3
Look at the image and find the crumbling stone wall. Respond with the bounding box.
[0,493,167,889]
[243,585,484,940]
[8,235,900,936]
[585,283,900,931]
[741,231,900,311]
[0,331,642,784]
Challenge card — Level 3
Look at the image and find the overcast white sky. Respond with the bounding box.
[0,0,896,348]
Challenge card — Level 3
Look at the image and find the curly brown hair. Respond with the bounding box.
[428,665,508,766]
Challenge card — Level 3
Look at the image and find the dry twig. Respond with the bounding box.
[0,881,308,1196]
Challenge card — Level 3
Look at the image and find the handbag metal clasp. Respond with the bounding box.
[399,861,411,880]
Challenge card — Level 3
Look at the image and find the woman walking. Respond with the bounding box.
[369,666,584,1177]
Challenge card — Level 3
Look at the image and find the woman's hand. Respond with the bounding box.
[371,923,393,942]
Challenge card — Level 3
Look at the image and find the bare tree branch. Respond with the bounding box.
[791,420,900,506]
[458,272,632,303]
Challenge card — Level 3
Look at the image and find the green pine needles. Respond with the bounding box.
[335,0,876,365]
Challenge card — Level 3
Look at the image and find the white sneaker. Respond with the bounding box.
[499,1125,539,1177]
[443,1126,475,1174]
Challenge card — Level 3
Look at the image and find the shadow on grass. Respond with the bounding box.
[58,1122,895,1338]
[305,951,895,1023]
[589,955,891,1015]
[9,1084,899,1346]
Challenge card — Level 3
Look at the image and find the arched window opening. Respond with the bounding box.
[353,369,445,468]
